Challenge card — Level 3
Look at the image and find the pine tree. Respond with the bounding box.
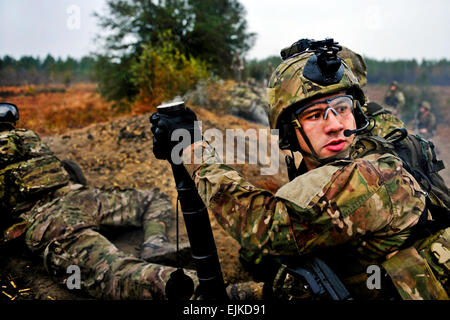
[93,0,255,101]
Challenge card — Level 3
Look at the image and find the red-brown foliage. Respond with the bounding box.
[2,84,120,136]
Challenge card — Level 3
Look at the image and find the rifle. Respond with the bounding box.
[284,257,352,300]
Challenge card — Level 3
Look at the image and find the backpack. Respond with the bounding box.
[388,130,449,213]
[365,102,450,223]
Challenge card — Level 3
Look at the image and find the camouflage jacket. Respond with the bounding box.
[383,90,406,111]
[0,128,70,243]
[416,111,436,132]
[182,134,427,299]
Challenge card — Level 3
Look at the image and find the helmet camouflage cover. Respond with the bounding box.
[421,101,431,110]
[267,51,363,133]
[339,46,367,87]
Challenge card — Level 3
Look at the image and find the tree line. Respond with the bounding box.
[2,53,449,88]
[364,58,450,86]
[0,55,95,86]
[1,0,449,102]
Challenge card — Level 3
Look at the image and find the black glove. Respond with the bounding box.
[149,107,201,162]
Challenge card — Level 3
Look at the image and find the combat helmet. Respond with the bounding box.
[267,39,369,161]
[390,80,399,90]
[421,101,431,111]
[0,102,19,130]
[338,46,367,87]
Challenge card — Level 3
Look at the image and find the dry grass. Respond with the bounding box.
[2,83,118,136]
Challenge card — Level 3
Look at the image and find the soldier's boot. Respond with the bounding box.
[140,234,192,267]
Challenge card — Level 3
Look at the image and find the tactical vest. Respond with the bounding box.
[270,134,448,300]
[0,129,70,243]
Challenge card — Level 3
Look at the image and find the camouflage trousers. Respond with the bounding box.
[21,184,198,299]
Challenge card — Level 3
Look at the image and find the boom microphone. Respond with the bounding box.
[344,119,370,137]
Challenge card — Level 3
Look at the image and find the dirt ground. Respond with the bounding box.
[0,106,289,300]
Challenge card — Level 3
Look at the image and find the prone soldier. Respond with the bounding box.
[0,102,194,299]
[0,102,264,300]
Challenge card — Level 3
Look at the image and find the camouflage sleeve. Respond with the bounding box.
[277,154,425,256]
[183,141,426,258]
[396,92,406,109]
[426,113,436,129]
[182,140,299,257]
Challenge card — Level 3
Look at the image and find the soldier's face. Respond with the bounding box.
[295,93,357,169]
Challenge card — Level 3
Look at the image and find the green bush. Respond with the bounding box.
[130,32,209,110]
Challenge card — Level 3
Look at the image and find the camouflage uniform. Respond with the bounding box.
[362,102,449,300]
[181,136,427,298]
[416,102,436,139]
[0,128,197,299]
[417,112,436,135]
[363,102,407,138]
[383,82,406,117]
[231,52,244,84]
[175,45,448,299]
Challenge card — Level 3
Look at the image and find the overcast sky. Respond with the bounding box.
[0,0,449,61]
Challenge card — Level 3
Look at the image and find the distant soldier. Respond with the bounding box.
[416,101,436,139]
[383,80,406,118]
[264,62,274,86]
[231,51,244,85]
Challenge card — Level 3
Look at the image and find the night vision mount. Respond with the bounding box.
[280,38,345,86]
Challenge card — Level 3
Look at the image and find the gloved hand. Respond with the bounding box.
[149,106,201,162]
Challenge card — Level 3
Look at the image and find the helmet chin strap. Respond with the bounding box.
[0,122,15,131]
[290,99,369,167]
